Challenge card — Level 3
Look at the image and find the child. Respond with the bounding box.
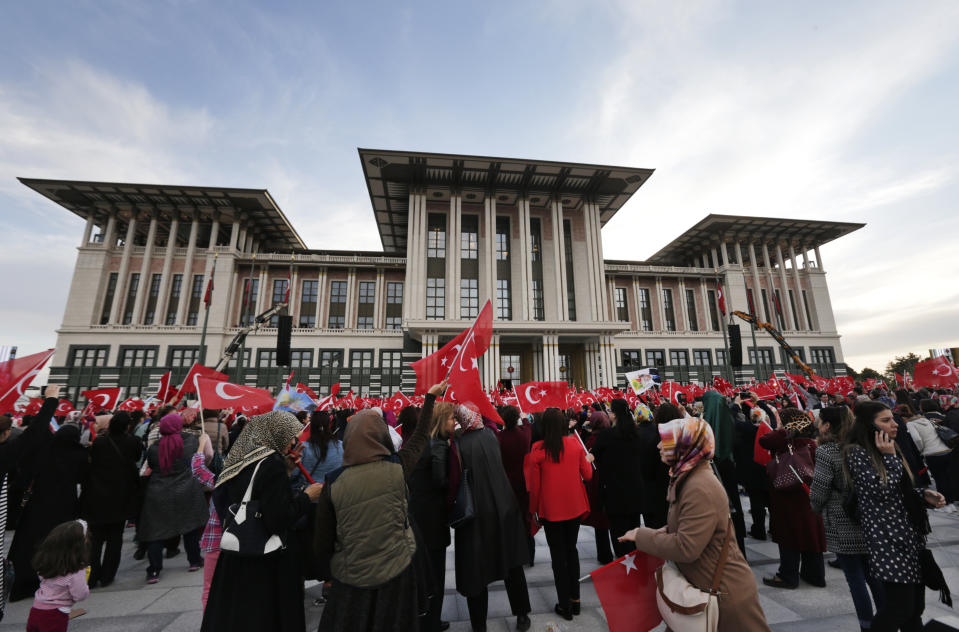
[27,520,90,632]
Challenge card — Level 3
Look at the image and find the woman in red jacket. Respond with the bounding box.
[524,407,594,621]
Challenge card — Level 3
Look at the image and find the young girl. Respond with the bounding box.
[27,520,90,632]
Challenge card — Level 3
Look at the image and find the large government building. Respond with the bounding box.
[22,149,863,403]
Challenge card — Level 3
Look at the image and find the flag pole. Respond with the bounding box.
[199,253,217,365]
[718,278,730,383]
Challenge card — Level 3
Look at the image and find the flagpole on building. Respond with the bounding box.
[718,278,730,383]
[199,253,217,365]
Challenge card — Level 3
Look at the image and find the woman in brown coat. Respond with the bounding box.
[620,416,770,632]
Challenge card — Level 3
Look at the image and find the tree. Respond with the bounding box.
[860,367,882,380]
[885,353,923,379]
[844,364,860,381]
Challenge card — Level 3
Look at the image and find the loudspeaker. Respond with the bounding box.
[276,315,293,366]
[728,324,743,367]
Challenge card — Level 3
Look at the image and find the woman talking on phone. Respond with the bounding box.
[845,401,946,632]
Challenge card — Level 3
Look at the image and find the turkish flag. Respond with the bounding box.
[0,349,55,415]
[784,372,810,388]
[750,383,777,400]
[445,334,503,423]
[295,383,318,400]
[590,551,664,632]
[717,281,726,316]
[153,371,176,404]
[194,376,274,413]
[913,357,959,389]
[754,420,773,466]
[337,390,356,409]
[660,381,685,405]
[23,398,44,415]
[387,391,413,412]
[514,381,569,413]
[81,387,123,413]
[315,383,341,411]
[411,329,467,395]
[766,375,784,394]
[895,373,907,388]
[55,399,75,416]
[171,363,228,403]
[118,397,146,411]
[712,375,734,397]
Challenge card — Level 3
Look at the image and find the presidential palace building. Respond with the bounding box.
[21,149,863,402]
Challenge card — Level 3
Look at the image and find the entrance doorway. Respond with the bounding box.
[500,354,521,389]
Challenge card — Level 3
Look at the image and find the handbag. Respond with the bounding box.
[220,459,284,556]
[655,519,732,632]
[766,442,814,492]
[934,423,959,449]
[448,441,475,528]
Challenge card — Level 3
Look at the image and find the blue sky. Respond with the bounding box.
[2,0,958,373]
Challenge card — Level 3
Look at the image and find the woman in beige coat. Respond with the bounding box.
[620,416,769,632]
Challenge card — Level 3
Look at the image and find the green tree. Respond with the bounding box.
[884,353,923,379]
[859,367,882,380]
[844,364,860,381]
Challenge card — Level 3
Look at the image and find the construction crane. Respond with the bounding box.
[730,310,816,378]
[214,301,289,373]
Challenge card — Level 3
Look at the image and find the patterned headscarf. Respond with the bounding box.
[454,404,484,433]
[939,395,958,412]
[215,410,303,488]
[780,407,813,435]
[633,402,653,423]
[658,417,715,484]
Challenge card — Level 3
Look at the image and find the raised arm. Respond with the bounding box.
[398,393,436,475]
[630,484,716,564]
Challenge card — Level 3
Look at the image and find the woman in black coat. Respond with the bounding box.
[81,411,143,587]
[638,403,677,529]
[590,399,643,557]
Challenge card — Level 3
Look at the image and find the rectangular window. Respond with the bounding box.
[427,278,446,320]
[615,287,629,321]
[563,219,576,320]
[427,213,446,258]
[693,349,712,366]
[350,350,373,368]
[530,218,543,262]
[461,215,478,260]
[299,280,318,328]
[386,281,403,329]
[811,347,835,364]
[749,348,775,365]
[290,350,313,368]
[788,289,801,331]
[621,350,642,369]
[496,279,511,320]
[319,350,343,367]
[685,288,698,331]
[120,346,157,367]
[803,290,814,330]
[328,280,347,329]
[268,279,289,327]
[327,315,345,329]
[670,350,689,366]
[144,273,162,325]
[357,280,375,328]
[638,288,652,331]
[70,346,108,367]
[387,282,403,304]
[386,316,402,330]
[359,281,375,303]
[122,273,140,325]
[715,349,728,365]
[662,288,676,331]
[186,274,204,326]
[100,272,118,324]
[645,350,665,367]
[357,316,374,329]
[460,279,478,319]
[168,347,200,368]
[707,289,720,331]
[532,280,545,321]
[381,351,403,370]
[496,220,509,261]
[330,281,347,302]
[226,349,251,368]
[238,277,258,326]
[258,349,277,367]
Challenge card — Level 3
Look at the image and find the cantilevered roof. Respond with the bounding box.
[18,178,305,250]
[358,148,654,252]
[647,214,866,265]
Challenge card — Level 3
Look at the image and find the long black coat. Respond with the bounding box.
[591,427,644,516]
[637,421,669,529]
[81,432,142,525]
[408,438,450,548]
[733,420,768,491]
[454,427,530,597]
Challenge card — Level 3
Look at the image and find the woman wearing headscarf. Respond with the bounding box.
[758,407,827,589]
[314,382,443,632]
[202,410,323,632]
[80,411,143,587]
[453,403,532,632]
[589,399,643,558]
[701,390,747,554]
[9,389,89,602]
[582,404,613,564]
[496,405,533,564]
[620,417,770,632]
[138,413,209,583]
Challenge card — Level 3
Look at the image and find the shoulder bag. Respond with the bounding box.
[220,459,284,556]
[448,440,475,529]
[655,519,732,632]
[933,422,959,449]
[766,441,814,492]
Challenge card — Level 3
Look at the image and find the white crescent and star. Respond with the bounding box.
[620,553,637,575]
[525,385,542,404]
[215,382,243,400]
[94,393,110,406]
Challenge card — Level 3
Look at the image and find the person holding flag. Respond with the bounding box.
[619,416,770,631]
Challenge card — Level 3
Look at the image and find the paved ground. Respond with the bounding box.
[5,499,959,631]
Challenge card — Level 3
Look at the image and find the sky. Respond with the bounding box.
[1,0,958,374]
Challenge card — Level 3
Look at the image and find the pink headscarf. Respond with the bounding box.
[158,413,184,474]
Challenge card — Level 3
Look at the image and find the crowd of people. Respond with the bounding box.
[0,378,957,631]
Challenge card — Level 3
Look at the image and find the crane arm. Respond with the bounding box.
[729,310,816,378]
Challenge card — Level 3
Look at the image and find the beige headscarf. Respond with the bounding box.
[215,410,302,487]
[341,409,393,466]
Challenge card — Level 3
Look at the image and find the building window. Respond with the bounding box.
[144,273,162,325]
[350,350,374,368]
[299,280,318,328]
[290,350,313,368]
[662,288,676,331]
[257,349,277,367]
[532,280,545,321]
[386,281,402,330]
[638,288,652,331]
[100,272,118,324]
[802,290,814,330]
[186,274,204,326]
[461,215,478,259]
[238,277,258,326]
[120,346,157,367]
[685,288,698,332]
[788,289,801,331]
[386,316,402,330]
[749,348,775,365]
[381,351,403,370]
[328,280,347,329]
[330,281,347,302]
[460,279,478,319]
[692,349,712,366]
[615,287,629,322]
[670,350,689,366]
[359,281,375,303]
[530,218,543,261]
[811,347,835,364]
[427,213,446,258]
[496,279,511,320]
[319,350,343,367]
[645,350,665,367]
[707,289,720,331]
[327,315,345,329]
[563,219,576,320]
[227,349,251,368]
[122,273,140,325]
[621,350,642,369]
[387,282,403,304]
[70,346,108,367]
[357,316,374,329]
[168,347,200,368]
[715,349,728,365]
[357,280,375,329]
[427,278,446,320]
[267,279,289,327]
[496,222,509,261]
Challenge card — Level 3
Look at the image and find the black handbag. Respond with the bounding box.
[934,423,959,449]
[448,441,475,528]
[920,548,953,607]
[220,459,284,556]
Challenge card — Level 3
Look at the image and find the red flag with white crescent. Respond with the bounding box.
[514,381,569,413]
[717,281,726,316]
[0,349,55,415]
[81,387,123,414]
[194,376,274,413]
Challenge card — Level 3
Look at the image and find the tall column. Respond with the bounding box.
[655,277,666,330]
[80,214,94,246]
[175,217,200,326]
[719,241,730,266]
[404,191,427,321]
[700,279,711,331]
[131,212,158,324]
[154,216,179,325]
[447,194,461,319]
[228,219,240,250]
[775,243,794,330]
[710,247,719,269]
[488,334,501,388]
[289,265,299,323]
[345,268,357,328]
[590,202,609,321]
[678,278,689,331]
[801,247,810,269]
[814,246,824,270]
[315,268,328,328]
[761,243,777,326]
[109,213,138,324]
[581,202,598,320]
[606,278,617,321]
[374,268,386,329]
[517,197,532,321]
[789,245,806,331]
[550,200,567,320]
[748,243,765,322]
[208,215,220,249]
[482,197,497,313]
[103,212,117,249]
[255,265,269,315]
